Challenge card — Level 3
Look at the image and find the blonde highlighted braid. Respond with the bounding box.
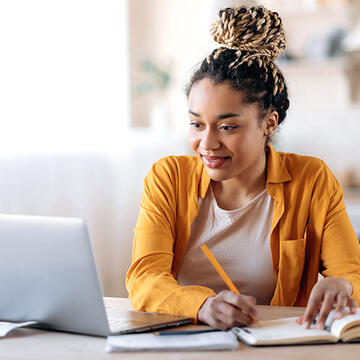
[207,6,286,96]
[186,5,290,127]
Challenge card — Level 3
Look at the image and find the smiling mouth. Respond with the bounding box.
[201,155,230,169]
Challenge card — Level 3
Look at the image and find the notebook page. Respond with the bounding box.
[0,321,38,337]
[233,317,336,345]
[330,309,360,338]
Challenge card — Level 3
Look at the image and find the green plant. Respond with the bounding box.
[135,60,172,95]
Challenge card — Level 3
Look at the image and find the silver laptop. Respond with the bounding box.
[0,214,191,336]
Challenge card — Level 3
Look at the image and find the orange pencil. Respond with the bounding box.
[200,244,257,322]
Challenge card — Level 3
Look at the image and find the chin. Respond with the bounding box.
[205,169,231,182]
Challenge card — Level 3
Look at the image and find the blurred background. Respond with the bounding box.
[0,0,359,297]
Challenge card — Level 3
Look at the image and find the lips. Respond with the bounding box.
[201,155,230,169]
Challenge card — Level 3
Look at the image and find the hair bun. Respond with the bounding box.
[210,5,286,61]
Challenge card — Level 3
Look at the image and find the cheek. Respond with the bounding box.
[243,126,266,144]
[188,132,200,151]
[230,130,264,155]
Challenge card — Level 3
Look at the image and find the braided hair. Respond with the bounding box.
[186,5,289,126]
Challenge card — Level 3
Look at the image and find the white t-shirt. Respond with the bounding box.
[177,185,276,305]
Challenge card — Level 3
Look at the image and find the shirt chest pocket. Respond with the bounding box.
[277,238,306,305]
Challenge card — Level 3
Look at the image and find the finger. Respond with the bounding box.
[245,295,257,305]
[347,297,357,314]
[316,292,336,329]
[217,302,253,327]
[334,293,347,320]
[208,305,238,330]
[220,291,258,318]
[209,315,229,331]
[206,301,231,330]
[303,293,322,329]
[211,315,229,331]
[237,296,258,318]
[228,307,253,327]
[220,310,253,328]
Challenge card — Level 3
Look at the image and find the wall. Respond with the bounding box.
[130,0,219,131]
[266,1,360,185]
[0,0,131,296]
[0,0,129,153]
[130,0,360,186]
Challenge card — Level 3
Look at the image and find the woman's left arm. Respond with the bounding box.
[302,169,360,329]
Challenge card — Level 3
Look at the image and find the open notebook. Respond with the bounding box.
[232,309,360,346]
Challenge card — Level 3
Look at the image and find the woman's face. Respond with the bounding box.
[188,78,277,183]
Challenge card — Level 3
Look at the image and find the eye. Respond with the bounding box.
[189,121,202,129]
[219,125,238,131]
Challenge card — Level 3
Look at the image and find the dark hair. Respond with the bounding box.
[186,6,290,126]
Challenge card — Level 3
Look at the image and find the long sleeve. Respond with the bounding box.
[266,147,360,307]
[319,167,360,305]
[126,157,215,321]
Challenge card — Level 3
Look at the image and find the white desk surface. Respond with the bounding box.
[1,297,360,360]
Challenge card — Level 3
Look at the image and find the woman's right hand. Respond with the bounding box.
[197,290,258,329]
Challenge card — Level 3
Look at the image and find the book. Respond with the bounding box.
[105,330,239,352]
[232,309,360,346]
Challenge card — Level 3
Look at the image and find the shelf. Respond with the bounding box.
[261,1,352,18]
[278,58,349,73]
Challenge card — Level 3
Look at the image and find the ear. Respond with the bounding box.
[263,111,279,138]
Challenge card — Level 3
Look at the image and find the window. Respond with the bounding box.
[0,0,129,153]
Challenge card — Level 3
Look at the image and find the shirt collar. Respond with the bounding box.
[266,143,292,184]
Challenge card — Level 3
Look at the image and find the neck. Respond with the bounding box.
[212,150,267,210]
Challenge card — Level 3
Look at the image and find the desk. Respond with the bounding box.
[1,298,359,359]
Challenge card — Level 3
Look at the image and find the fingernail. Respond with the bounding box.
[335,312,342,319]
[316,322,323,330]
[303,321,309,329]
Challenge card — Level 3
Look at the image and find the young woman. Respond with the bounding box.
[126,5,360,330]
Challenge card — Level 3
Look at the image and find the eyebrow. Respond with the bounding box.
[188,110,241,120]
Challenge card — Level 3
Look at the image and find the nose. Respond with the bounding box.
[199,128,220,151]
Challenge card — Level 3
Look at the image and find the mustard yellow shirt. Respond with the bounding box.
[126,145,360,321]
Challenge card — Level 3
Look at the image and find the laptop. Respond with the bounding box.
[0,214,191,337]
